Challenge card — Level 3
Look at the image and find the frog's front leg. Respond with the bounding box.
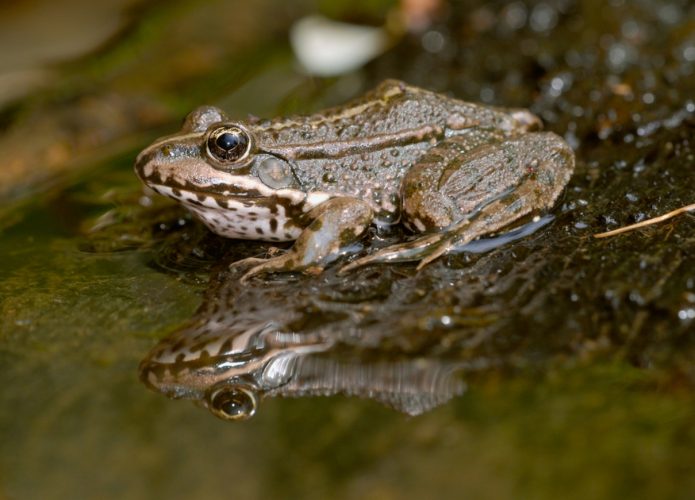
[236,197,373,282]
[342,132,574,272]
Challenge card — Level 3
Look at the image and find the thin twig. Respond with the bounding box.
[593,203,695,238]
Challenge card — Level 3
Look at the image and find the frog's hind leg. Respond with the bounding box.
[341,132,574,273]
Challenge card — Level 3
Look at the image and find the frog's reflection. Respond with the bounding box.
[139,314,466,420]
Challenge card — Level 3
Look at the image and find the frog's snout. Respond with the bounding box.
[138,357,165,392]
[133,146,156,183]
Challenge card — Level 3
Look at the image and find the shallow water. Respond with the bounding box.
[1,0,694,499]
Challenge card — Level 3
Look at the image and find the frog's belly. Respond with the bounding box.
[184,198,303,241]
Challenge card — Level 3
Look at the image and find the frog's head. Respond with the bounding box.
[134,105,305,194]
[139,319,329,421]
[134,106,316,241]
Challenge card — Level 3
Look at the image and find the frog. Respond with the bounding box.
[139,303,468,421]
[134,80,574,280]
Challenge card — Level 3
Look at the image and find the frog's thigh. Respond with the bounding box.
[238,197,373,281]
[402,132,574,232]
[344,133,573,271]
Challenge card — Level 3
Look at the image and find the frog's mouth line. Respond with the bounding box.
[140,344,330,399]
[149,182,307,207]
[149,183,333,213]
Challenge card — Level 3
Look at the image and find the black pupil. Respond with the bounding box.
[222,398,245,416]
[216,132,240,151]
[214,390,252,418]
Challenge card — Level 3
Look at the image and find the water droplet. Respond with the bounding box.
[529,3,558,32]
[677,309,695,320]
[422,30,445,53]
[503,2,527,30]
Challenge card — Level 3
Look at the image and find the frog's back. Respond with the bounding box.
[251,81,539,218]
[256,80,527,143]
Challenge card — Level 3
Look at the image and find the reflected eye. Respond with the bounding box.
[206,125,252,165]
[207,386,258,421]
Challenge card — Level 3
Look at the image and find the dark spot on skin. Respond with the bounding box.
[215,198,226,208]
[269,236,280,241]
[172,188,182,198]
[285,232,294,239]
[270,218,278,232]
[219,339,232,355]
[175,353,186,363]
[340,228,358,244]
[248,211,257,216]
[189,340,208,353]
[169,363,186,376]
[228,206,237,211]
[256,227,264,235]
[240,226,248,231]
[311,219,323,231]
[197,193,206,202]
[170,340,187,353]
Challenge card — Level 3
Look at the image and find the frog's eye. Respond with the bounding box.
[207,386,258,421]
[206,125,252,165]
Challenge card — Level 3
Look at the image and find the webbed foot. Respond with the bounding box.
[236,254,323,284]
[339,232,452,273]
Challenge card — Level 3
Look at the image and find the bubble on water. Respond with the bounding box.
[422,30,446,53]
[607,42,636,72]
[479,86,495,103]
[682,44,695,62]
[657,4,681,25]
[678,309,695,321]
[530,3,558,32]
[503,2,527,30]
[621,19,643,40]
